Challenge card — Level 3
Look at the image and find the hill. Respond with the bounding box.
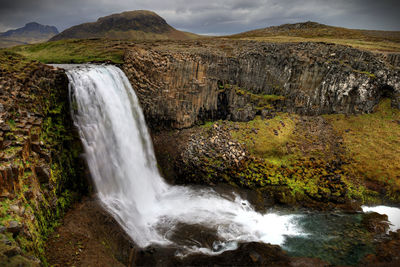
[0,22,58,48]
[50,10,199,41]
[226,21,400,52]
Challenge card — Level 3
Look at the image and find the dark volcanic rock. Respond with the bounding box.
[362,212,390,234]
[360,230,400,266]
[132,241,328,266]
[0,51,87,264]
[123,41,399,129]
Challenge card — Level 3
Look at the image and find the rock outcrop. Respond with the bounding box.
[0,51,86,263]
[123,40,399,129]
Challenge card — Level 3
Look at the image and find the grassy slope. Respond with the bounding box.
[230,36,400,53]
[7,39,126,64]
[5,21,399,65]
[230,114,297,165]
[0,39,27,48]
[226,23,400,52]
[226,99,400,203]
[0,33,58,48]
[325,99,400,197]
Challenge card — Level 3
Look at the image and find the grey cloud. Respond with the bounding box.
[0,0,399,34]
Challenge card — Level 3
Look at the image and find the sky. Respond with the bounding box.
[0,0,399,35]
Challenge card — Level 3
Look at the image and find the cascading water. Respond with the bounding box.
[65,64,303,253]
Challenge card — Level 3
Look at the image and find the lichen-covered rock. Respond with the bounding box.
[178,122,248,184]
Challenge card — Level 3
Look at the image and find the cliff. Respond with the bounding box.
[0,37,399,264]
[0,51,86,264]
[122,40,400,209]
[123,40,400,129]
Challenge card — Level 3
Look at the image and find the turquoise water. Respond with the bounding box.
[283,212,375,266]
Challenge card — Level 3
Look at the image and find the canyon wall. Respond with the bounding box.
[0,51,86,264]
[123,41,400,129]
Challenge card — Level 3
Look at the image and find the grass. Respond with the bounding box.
[7,39,126,64]
[220,98,400,203]
[229,36,400,53]
[0,50,32,73]
[227,22,400,52]
[229,114,297,165]
[325,99,400,197]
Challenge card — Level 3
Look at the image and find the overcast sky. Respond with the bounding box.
[0,0,399,35]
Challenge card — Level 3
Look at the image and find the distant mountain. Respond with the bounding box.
[0,22,59,48]
[50,10,199,41]
[228,21,400,43]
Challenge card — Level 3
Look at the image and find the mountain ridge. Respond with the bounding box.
[227,21,400,44]
[50,10,199,41]
[0,22,58,37]
[0,22,59,48]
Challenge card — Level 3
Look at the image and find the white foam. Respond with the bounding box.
[67,64,305,252]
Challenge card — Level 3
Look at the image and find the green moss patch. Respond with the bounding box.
[325,99,400,202]
[229,115,296,165]
[194,100,399,207]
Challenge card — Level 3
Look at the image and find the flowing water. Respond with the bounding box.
[66,64,304,253]
[63,64,400,264]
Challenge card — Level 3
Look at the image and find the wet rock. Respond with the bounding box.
[360,230,400,266]
[362,212,389,234]
[133,241,330,266]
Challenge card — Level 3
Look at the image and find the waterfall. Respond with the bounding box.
[65,64,303,253]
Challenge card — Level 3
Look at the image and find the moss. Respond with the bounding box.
[195,101,399,207]
[3,146,22,157]
[0,54,87,263]
[0,51,31,75]
[229,115,296,165]
[325,99,400,202]
[231,85,285,110]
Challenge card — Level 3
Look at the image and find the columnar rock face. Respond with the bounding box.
[0,51,86,263]
[123,41,400,129]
